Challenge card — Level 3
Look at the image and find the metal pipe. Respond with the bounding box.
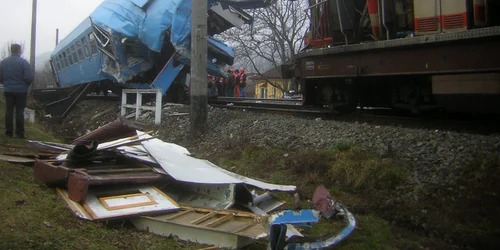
[335,0,348,45]
[30,0,37,85]
[381,0,389,40]
[56,29,59,46]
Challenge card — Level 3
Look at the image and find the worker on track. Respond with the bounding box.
[217,76,225,97]
[239,67,247,98]
[234,69,241,97]
[226,68,236,97]
[0,44,33,139]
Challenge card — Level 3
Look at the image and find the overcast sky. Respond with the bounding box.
[0,0,104,59]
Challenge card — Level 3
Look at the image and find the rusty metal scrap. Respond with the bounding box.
[72,116,142,145]
[34,159,71,186]
[67,167,167,203]
[312,185,339,219]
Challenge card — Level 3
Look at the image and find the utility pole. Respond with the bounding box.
[190,0,208,135]
[56,29,59,46]
[30,0,37,86]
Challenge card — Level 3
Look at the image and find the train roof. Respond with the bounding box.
[52,18,92,56]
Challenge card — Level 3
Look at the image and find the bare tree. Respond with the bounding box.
[218,0,309,94]
[0,41,27,60]
[34,61,56,88]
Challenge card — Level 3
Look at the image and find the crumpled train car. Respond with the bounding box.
[49,0,273,99]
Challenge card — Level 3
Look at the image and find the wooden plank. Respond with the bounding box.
[197,247,220,250]
[86,168,153,174]
[179,205,258,218]
[99,193,158,211]
[206,214,234,228]
[165,209,195,220]
[233,223,256,233]
[0,154,35,163]
[190,211,218,225]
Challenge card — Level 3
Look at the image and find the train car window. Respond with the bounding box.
[77,41,84,61]
[56,57,61,71]
[63,52,69,68]
[53,58,58,71]
[67,48,74,65]
[89,33,98,55]
[54,58,58,71]
[59,55,65,69]
[53,57,58,71]
[82,37,90,58]
[71,45,78,64]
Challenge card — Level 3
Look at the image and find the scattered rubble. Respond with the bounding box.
[2,117,356,249]
[40,100,500,247]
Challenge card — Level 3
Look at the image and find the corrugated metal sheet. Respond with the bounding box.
[138,132,296,191]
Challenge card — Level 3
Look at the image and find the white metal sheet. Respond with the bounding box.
[138,132,296,191]
[122,152,158,164]
[117,146,150,156]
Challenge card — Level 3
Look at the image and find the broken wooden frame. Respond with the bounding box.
[57,186,180,220]
[131,206,269,249]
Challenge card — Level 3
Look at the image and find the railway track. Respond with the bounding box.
[33,89,498,135]
[210,98,500,135]
[208,98,330,115]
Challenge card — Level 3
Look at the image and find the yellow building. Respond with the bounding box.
[252,67,289,99]
[255,80,286,99]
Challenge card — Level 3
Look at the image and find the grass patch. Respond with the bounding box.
[335,140,356,152]
[0,95,203,250]
[301,214,398,250]
[217,146,408,195]
[211,146,424,249]
[327,148,408,191]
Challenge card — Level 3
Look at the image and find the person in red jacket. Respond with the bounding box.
[239,67,247,98]
[234,69,241,97]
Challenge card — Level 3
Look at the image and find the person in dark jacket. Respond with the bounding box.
[226,68,235,97]
[217,76,225,97]
[0,44,33,139]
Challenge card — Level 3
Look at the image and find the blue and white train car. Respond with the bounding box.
[51,18,112,90]
[49,0,274,98]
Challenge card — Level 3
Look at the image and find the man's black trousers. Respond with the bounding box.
[4,92,27,138]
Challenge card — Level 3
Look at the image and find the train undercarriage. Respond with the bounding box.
[289,0,500,115]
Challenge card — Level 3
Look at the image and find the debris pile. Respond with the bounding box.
[1,117,356,249]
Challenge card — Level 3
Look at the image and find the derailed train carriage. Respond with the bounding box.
[46,0,273,103]
[285,0,500,114]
